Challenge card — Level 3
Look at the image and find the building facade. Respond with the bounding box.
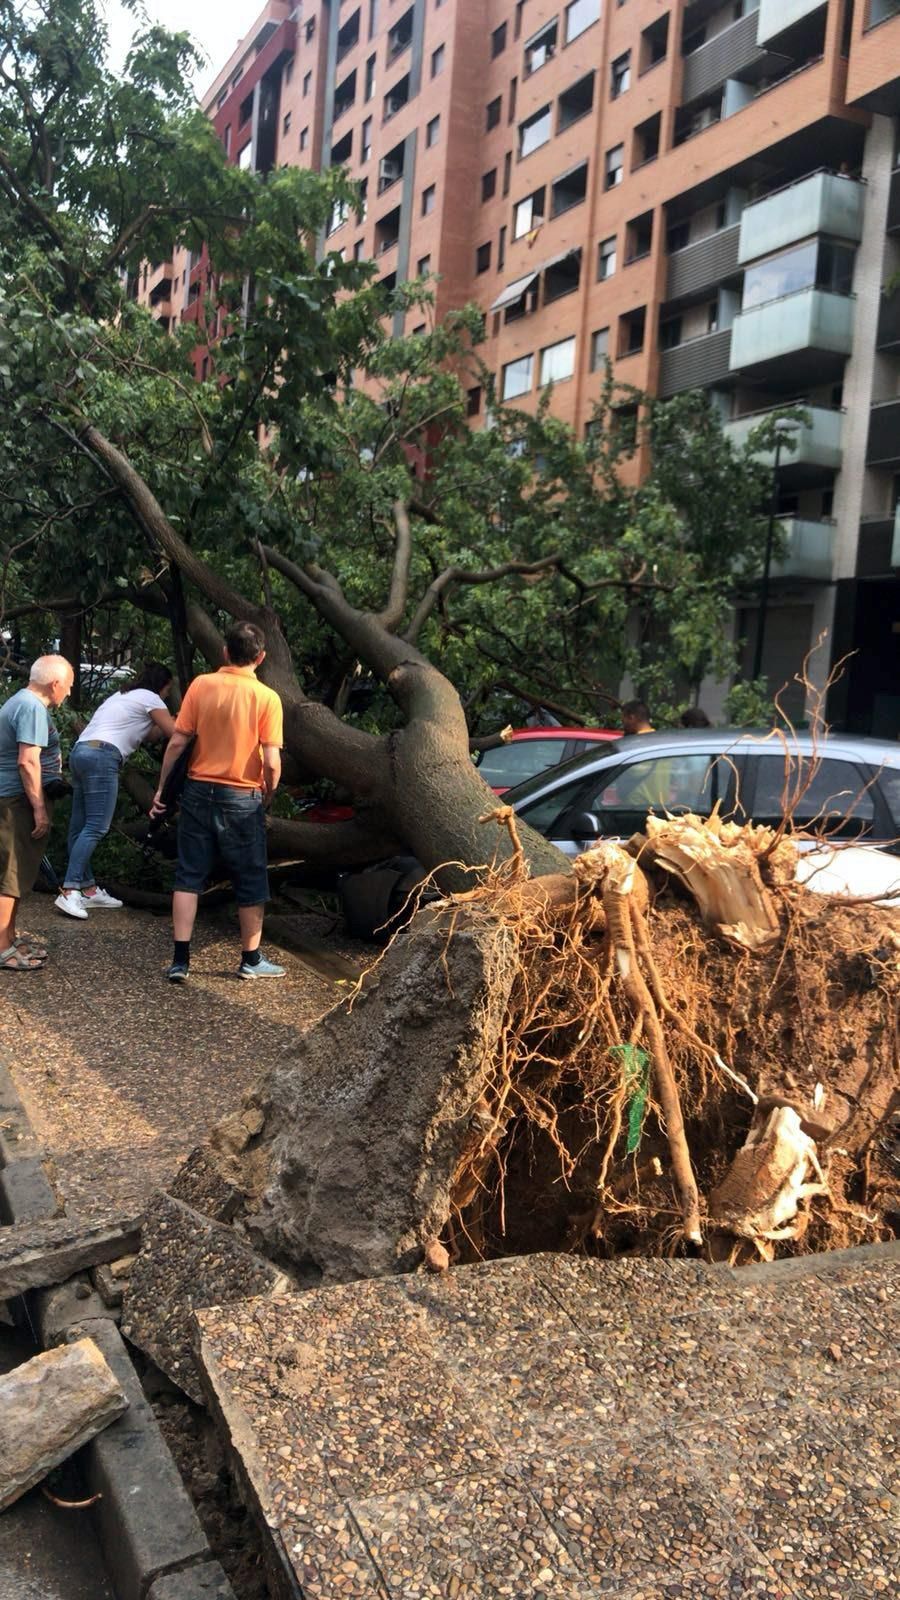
[137,0,900,734]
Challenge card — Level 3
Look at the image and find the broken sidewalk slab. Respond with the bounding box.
[146,1563,236,1600]
[0,1213,142,1301]
[166,1145,244,1224]
[0,1336,128,1511]
[122,1193,291,1403]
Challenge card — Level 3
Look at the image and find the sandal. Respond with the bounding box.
[14,934,48,960]
[0,945,44,971]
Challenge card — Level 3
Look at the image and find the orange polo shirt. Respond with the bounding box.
[175,666,283,790]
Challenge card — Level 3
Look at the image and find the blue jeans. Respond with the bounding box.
[64,742,122,889]
[174,780,269,905]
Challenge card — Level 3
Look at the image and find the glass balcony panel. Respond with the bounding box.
[725,407,843,472]
[738,172,865,265]
[757,0,828,45]
[770,517,834,581]
[729,289,854,372]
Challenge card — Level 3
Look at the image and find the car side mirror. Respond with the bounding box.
[567,810,601,841]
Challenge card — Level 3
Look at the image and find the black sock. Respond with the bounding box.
[241,948,261,967]
[173,940,191,967]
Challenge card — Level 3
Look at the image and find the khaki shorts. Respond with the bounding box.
[0,795,49,899]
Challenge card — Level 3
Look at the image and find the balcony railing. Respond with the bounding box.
[866,396,900,466]
[730,288,855,373]
[725,405,843,473]
[681,11,783,103]
[738,170,865,265]
[658,327,732,398]
[666,223,740,300]
[757,0,828,45]
[770,516,835,582]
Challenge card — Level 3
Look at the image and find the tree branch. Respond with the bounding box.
[404,553,566,645]
[377,500,412,632]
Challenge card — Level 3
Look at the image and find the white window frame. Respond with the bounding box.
[539,336,576,386]
[565,0,601,46]
[502,353,534,399]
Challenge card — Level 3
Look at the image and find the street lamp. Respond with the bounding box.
[752,420,796,683]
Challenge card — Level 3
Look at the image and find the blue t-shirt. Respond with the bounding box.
[0,688,61,799]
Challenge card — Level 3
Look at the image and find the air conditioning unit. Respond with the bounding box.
[696,105,718,131]
[380,158,402,185]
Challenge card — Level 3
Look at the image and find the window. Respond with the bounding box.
[626,211,653,262]
[557,71,594,130]
[482,168,497,202]
[300,126,309,151]
[334,69,357,120]
[337,8,361,61]
[364,55,376,100]
[502,353,533,399]
[282,111,292,135]
[431,44,445,77]
[640,14,669,73]
[633,113,661,167]
[369,0,379,38]
[303,71,312,97]
[503,151,512,194]
[519,105,552,159]
[618,306,646,357]
[332,129,352,165]
[305,16,316,42]
[508,76,518,122]
[498,224,507,270]
[361,116,372,161]
[586,754,717,830]
[551,162,588,218]
[750,758,875,832]
[378,140,405,192]
[590,327,609,370]
[328,196,349,233]
[611,51,631,97]
[417,254,431,276]
[387,7,413,61]
[476,241,492,274]
[384,73,410,118]
[427,114,441,147]
[598,235,617,280]
[239,92,253,127]
[375,204,401,253]
[565,0,600,45]
[238,142,253,170]
[354,239,365,260]
[357,176,369,220]
[742,240,855,311]
[513,186,545,239]
[478,739,568,789]
[486,95,502,130]
[544,249,581,302]
[525,21,557,75]
[467,385,482,418]
[540,336,576,386]
[611,403,639,450]
[659,314,682,350]
[605,144,624,189]
[492,22,507,57]
[422,184,436,215]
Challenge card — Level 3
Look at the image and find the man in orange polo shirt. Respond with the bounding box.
[150,621,284,983]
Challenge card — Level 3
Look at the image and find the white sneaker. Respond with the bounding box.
[55,891,89,920]
[84,887,124,910]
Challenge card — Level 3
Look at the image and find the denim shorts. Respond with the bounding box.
[174,780,269,905]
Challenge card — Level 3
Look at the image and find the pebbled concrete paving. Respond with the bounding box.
[195,1248,898,1600]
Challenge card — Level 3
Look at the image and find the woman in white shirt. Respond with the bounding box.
[55,664,177,919]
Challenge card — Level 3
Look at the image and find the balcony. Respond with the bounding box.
[876,289,900,351]
[666,223,740,301]
[725,405,843,483]
[658,327,732,399]
[857,508,900,578]
[729,288,855,384]
[738,171,865,265]
[770,517,834,582]
[866,397,900,467]
[681,12,787,104]
[757,0,828,46]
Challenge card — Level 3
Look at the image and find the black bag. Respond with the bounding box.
[143,736,196,849]
[42,778,73,801]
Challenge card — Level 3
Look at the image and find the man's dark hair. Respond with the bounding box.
[225,622,266,666]
[680,706,711,729]
[622,699,650,721]
[120,662,173,697]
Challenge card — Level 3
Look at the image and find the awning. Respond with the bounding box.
[490,270,538,312]
[488,248,580,312]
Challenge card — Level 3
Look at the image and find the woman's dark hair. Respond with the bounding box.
[679,706,711,729]
[120,662,173,697]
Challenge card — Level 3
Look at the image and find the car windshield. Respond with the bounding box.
[504,741,622,804]
[477,738,567,788]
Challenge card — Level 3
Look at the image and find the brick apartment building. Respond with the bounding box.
[136,0,900,734]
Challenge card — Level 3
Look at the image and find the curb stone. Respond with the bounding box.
[0,1055,236,1600]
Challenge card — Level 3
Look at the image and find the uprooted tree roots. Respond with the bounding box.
[440,809,899,1265]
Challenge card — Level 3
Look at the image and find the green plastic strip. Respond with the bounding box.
[610,1044,651,1155]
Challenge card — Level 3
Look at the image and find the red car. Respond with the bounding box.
[474,727,620,794]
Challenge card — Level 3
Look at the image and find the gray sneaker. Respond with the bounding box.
[237,955,285,980]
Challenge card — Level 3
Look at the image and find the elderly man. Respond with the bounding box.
[0,654,74,971]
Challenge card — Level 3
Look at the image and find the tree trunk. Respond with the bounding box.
[58,612,81,708]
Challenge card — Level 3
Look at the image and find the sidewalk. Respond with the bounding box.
[0,895,337,1220]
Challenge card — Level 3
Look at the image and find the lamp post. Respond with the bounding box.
[752,423,793,683]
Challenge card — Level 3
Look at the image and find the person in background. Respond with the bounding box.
[621,700,655,735]
[679,707,711,729]
[56,663,177,920]
[150,622,284,984]
[0,655,74,970]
